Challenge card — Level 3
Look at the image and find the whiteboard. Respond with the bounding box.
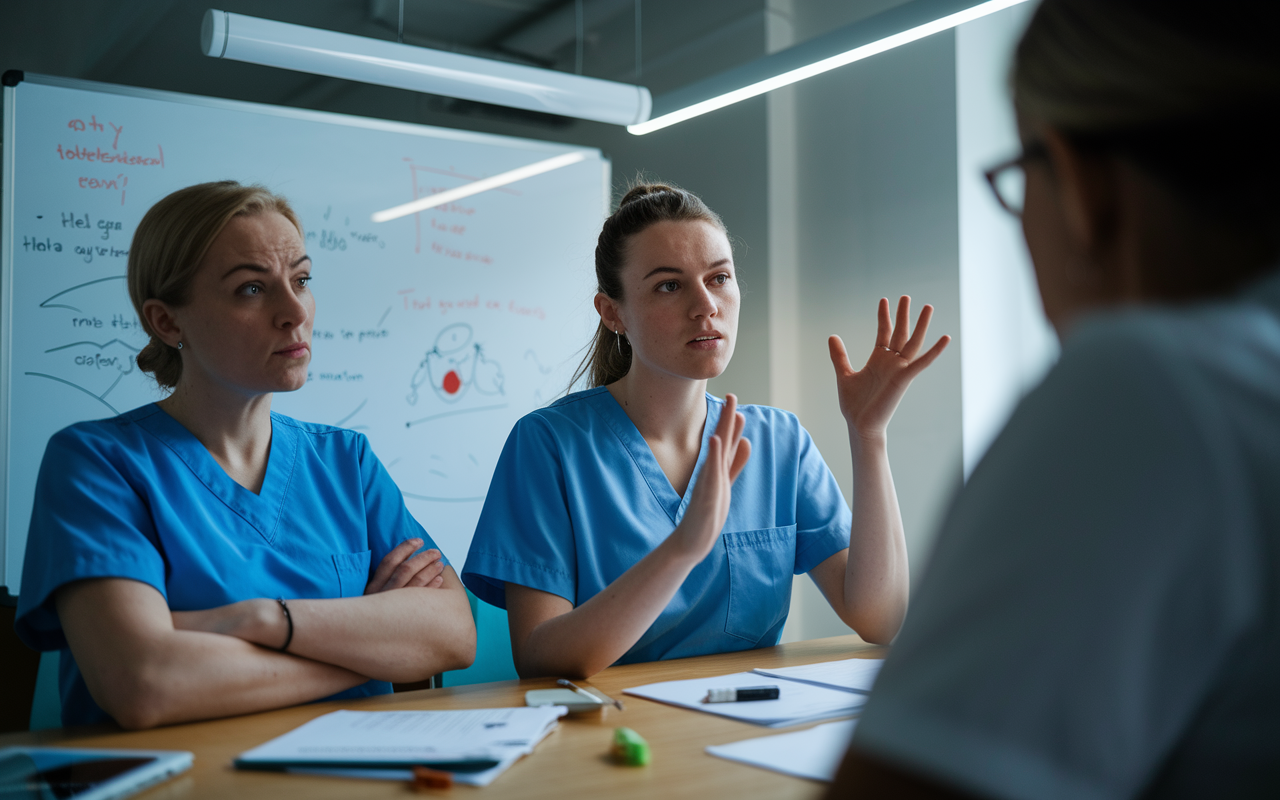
[1,73,607,595]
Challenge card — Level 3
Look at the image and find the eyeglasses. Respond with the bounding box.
[983,141,1047,217]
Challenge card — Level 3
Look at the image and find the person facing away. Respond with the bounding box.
[462,183,950,678]
[827,0,1280,797]
[16,181,475,729]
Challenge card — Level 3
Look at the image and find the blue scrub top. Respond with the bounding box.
[461,388,851,664]
[15,403,445,727]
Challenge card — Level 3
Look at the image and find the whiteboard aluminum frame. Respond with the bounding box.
[0,71,606,594]
[1,77,18,596]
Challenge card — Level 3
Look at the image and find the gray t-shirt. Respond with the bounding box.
[854,271,1280,800]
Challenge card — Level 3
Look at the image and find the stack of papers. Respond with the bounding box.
[623,672,867,727]
[706,719,857,781]
[696,659,882,781]
[235,707,565,787]
[751,658,884,694]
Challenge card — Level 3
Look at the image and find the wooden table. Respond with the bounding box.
[0,635,883,799]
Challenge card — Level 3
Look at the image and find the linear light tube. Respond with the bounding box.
[628,0,1031,135]
[201,10,652,126]
[371,151,589,223]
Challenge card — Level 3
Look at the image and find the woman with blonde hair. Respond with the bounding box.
[829,0,1280,796]
[16,181,475,729]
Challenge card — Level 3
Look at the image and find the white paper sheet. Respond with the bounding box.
[752,658,885,694]
[236,707,564,772]
[706,719,857,781]
[623,672,866,727]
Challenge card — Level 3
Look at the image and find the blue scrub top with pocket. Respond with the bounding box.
[461,388,851,664]
[15,403,445,727]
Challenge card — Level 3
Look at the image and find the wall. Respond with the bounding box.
[778,1,1047,643]
[956,2,1057,477]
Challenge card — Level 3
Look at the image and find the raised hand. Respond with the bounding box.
[829,296,950,440]
[366,538,447,594]
[670,393,752,562]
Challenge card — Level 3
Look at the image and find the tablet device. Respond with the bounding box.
[0,747,193,800]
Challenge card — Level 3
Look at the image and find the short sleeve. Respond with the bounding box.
[461,415,575,609]
[16,426,168,651]
[355,433,444,570]
[792,419,853,575]
[852,321,1262,800]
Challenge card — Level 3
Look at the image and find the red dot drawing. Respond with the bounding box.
[442,370,462,394]
[408,323,505,406]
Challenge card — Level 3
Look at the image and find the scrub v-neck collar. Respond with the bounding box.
[590,387,724,526]
[136,403,299,545]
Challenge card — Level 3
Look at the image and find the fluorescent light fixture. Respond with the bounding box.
[371,151,590,223]
[201,10,651,126]
[629,0,1032,135]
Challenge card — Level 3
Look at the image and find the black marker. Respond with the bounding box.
[702,685,780,703]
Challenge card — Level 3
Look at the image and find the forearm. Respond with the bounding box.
[845,431,910,642]
[279,582,475,682]
[92,628,367,730]
[195,571,476,683]
[514,541,700,678]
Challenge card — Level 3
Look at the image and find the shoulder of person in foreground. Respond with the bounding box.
[839,300,1278,800]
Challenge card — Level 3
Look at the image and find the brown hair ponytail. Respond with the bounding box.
[569,181,727,389]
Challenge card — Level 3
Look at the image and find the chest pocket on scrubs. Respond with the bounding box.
[332,550,373,597]
[723,526,796,642]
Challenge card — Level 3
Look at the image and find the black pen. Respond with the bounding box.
[702,685,780,703]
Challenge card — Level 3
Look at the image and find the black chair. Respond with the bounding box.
[0,593,42,733]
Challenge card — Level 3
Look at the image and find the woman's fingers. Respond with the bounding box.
[387,549,443,591]
[906,335,952,377]
[716,393,739,442]
[901,304,935,359]
[889,295,912,352]
[875,297,892,349]
[365,538,423,594]
[402,552,447,588]
[698,435,725,501]
[728,437,752,483]
[828,335,854,376]
[730,411,746,451]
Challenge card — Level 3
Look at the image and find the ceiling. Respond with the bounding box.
[1,0,773,130]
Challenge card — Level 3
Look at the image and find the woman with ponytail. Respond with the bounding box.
[16,181,475,728]
[463,182,949,678]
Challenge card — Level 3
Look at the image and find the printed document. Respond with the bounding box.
[752,658,884,694]
[623,672,866,727]
[706,719,857,781]
[235,707,564,785]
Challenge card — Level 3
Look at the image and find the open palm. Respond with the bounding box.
[830,296,950,440]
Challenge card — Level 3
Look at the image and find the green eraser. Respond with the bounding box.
[612,727,650,766]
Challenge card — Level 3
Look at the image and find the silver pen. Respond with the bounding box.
[557,678,625,711]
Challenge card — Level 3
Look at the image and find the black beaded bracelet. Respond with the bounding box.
[276,597,294,652]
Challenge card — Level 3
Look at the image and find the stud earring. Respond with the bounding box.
[177,341,184,350]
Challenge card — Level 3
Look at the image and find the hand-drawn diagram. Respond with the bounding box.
[406,323,504,405]
[30,275,150,414]
[403,158,515,258]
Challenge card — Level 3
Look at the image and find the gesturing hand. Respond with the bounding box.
[671,393,753,563]
[366,538,447,594]
[830,296,950,441]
